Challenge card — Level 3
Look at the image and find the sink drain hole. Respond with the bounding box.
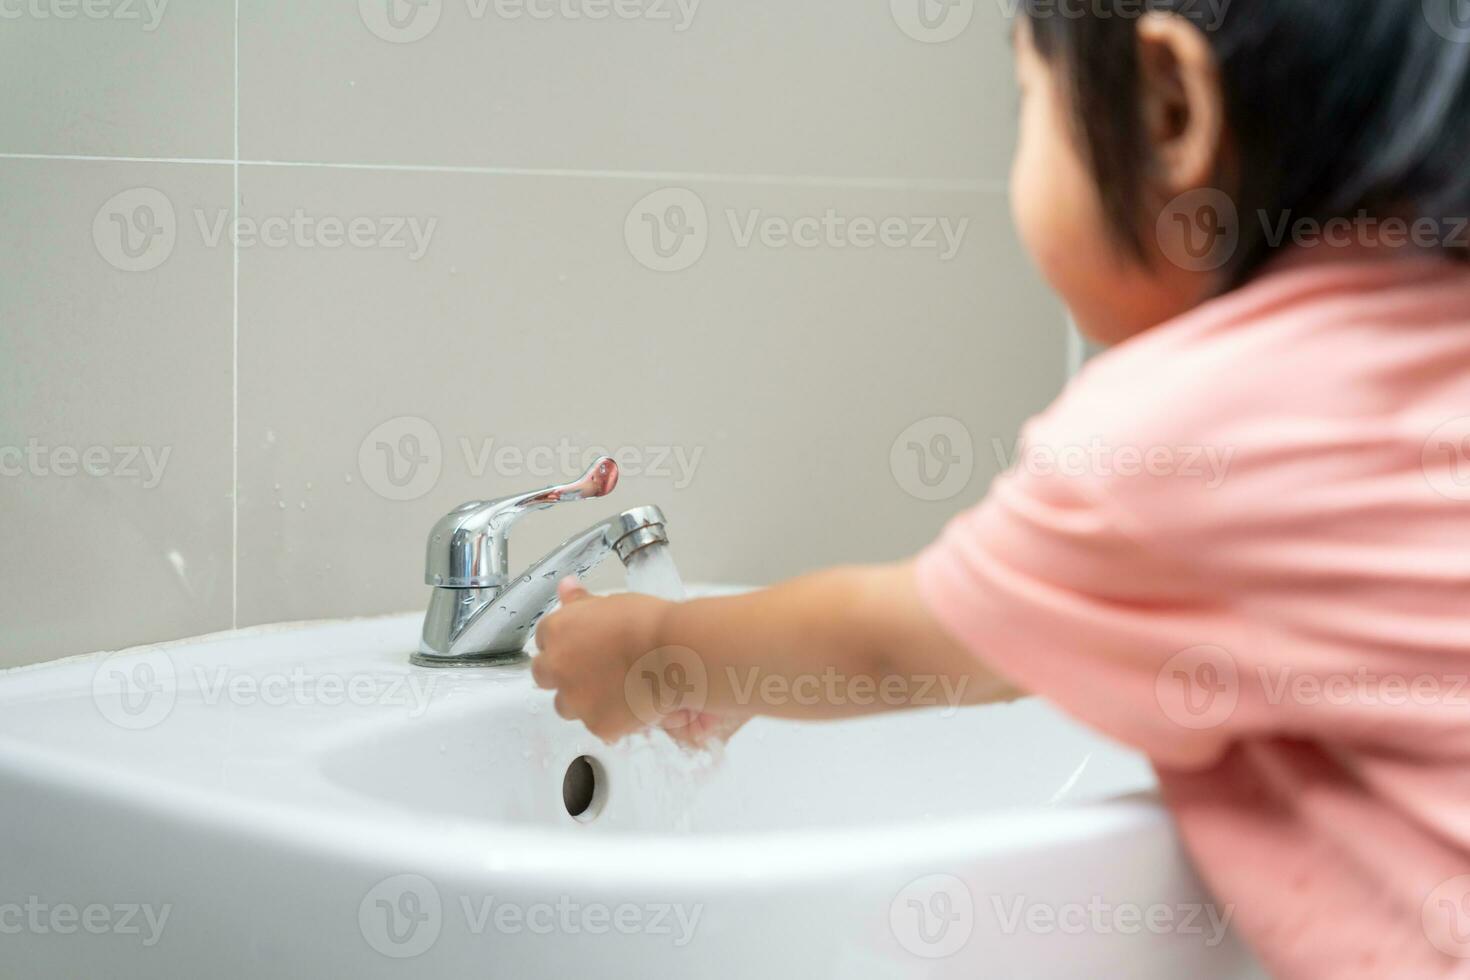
[563,756,605,821]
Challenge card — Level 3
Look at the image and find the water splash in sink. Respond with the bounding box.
[624,542,686,601]
[622,728,727,832]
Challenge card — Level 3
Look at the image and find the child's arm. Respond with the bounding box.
[530,562,1023,743]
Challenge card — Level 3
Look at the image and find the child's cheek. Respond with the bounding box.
[1010,107,1083,299]
[1009,85,1132,339]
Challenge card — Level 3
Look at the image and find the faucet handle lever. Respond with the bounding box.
[500,455,619,512]
[425,457,619,588]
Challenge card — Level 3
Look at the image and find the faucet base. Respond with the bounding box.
[409,651,530,669]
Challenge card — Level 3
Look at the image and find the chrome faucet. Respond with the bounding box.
[414,457,669,667]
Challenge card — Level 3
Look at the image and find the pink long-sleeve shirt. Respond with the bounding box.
[917,257,1470,979]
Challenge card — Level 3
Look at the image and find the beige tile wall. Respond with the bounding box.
[0,0,1066,668]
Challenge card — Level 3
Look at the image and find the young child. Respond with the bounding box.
[533,1,1470,975]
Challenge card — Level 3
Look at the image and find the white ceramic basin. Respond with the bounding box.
[0,599,1262,978]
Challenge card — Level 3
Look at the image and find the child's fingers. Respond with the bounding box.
[530,651,557,689]
[557,576,591,604]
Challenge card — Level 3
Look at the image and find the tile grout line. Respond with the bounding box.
[243,160,1007,193]
[231,0,240,630]
[0,153,235,166]
[0,152,1005,194]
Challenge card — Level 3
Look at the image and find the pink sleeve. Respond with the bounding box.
[915,456,1255,771]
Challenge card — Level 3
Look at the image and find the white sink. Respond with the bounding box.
[0,599,1262,978]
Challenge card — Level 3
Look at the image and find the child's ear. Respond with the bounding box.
[1135,12,1225,196]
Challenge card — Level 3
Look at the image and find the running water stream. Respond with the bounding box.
[623,542,687,601]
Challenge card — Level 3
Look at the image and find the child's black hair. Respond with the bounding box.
[1021,0,1470,288]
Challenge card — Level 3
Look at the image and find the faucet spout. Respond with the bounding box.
[414,503,668,667]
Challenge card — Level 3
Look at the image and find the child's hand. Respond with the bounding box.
[535,563,1007,741]
[532,578,742,746]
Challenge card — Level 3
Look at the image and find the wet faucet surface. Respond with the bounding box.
[415,457,669,667]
